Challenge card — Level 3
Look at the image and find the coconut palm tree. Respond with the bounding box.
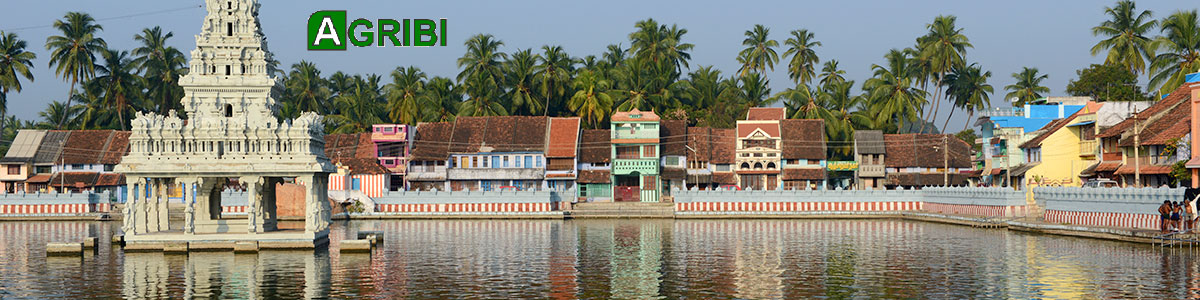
[133,26,186,115]
[818,60,846,88]
[504,49,540,116]
[536,45,575,116]
[91,48,141,130]
[1004,67,1050,106]
[1149,10,1200,95]
[773,83,826,120]
[821,81,869,157]
[36,100,82,129]
[45,12,107,129]
[0,32,36,138]
[943,63,993,131]
[385,66,426,125]
[917,15,972,133]
[328,75,384,133]
[738,72,772,108]
[1091,0,1158,75]
[569,70,614,129]
[284,61,330,114]
[629,19,693,75]
[457,34,507,115]
[864,50,928,131]
[782,29,821,85]
[738,24,780,77]
[419,76,461,122]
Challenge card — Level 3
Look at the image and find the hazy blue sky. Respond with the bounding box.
[1,0,1195,132]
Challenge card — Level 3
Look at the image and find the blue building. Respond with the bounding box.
[975,98,1088,186]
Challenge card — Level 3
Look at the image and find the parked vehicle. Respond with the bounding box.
[717,185,741,191]
[1082,179,1118,188]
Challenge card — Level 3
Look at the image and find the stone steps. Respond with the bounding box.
[568,202,675,218]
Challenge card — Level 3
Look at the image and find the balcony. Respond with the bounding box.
[378,157,407,174]
[613,159,658,176]
[1078,140,1098,157]
[858,164,885,177]
[446,168,544,180]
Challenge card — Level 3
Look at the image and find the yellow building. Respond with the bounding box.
[1017,102,1103,187]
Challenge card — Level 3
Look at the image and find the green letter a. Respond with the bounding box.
[308,11,347,50]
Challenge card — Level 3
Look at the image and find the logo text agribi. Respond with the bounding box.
[308,11,447,50]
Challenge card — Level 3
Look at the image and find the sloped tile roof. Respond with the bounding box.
[884,134,971,168]
[659,120,687,156]
[547,117,581,158]
[686,127,712,163]
[99,131,131,165]
[781,119,826,160]
[450,116,488,153]
[1095,161,1122,172]
[612,108,660,122]
[711,128,737,164]
[49,172,100,188]
[737,122,780,138]
[577,170,611,184]
[0,130,46,163]
[1128,101,1190,146]
[854,130,886,154]
[1115,164,1173,175]
[1099,83,1192,138]
[712,172,737,184]
[62,130,117,165]
[661,167,686,180]
[410,122,453,161]
[746,107,786,121]
[323,133,389,175]
[96,173,126,186]
[579,129,611,163]
[781,168,825,180]
[33,131,69,165]
[886,173,969,187]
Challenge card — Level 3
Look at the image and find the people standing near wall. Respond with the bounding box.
[1185,199,1195,232]
[1160,200,1173,233]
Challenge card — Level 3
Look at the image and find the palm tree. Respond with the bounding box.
[133,26,186,115]
[0,32,36,139]
[504,49,541,115]
[1148,10,1200,95]
[536,45,575,116]
[1004,67,1050,106]
[738,24,780,77]
[328,75,384,133]
[91,48,141,130]
[37,100,82,129]
[45,12,107,129]
[1091,0,1158,75]
[738,72,772,108]
[419,76,461,122]
[820,81,869,157]
[629,19,693,75]
[457,34,507,116]
[782,29,821,84]
[917,15,972,133]
[772,83,827,119]
[678,66,740,127]
[384,66,426,125]
[864,51,928,131]
[818,60,846,88]
[569,70,614,129]
[284,61,330,114]
[943,63,993,131]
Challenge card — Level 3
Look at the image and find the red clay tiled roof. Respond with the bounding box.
[737,122,781,138]
[711,128,737,164]
[26,174,51,183]
[662,167,686,180]
[323,133,388,174]
[579,129,611,163]
[1095,161,1122,172]
[577,170,611,184]
[611,108,660,122]
[96,173,125,186]
[49,172,100,188]
[62,130,118,165]
[686,127,712,163]
[449,117,488,153]
[1127,102,1190,146]
[99,131,130,165]
[546,117,581,158]
[410,122,453,161]
[781,119,826,160]
[781,168,825,180]
[746,107,786,121]
[886,173,969,187]
[712,172,737,184]
[1114,164,1173,175]
[884,134,971,168]
[660,120,687,156]
[492,116,548,153]
[336,158,390,175]
[1099,84,1192,138]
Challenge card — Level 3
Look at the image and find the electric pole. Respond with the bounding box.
[944,135,949,186]
[1134,113,1141,187]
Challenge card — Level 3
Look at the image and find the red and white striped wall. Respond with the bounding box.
[376,202,556,213]
[222,206,246,214]
[328,174,388,198]
[1044,210,1159,230]
[923,203,1026,218]
[675,201,922,212]
[0,203,109,215]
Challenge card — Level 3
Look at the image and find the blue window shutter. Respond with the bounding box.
[352,178,361,190]
[525,156,533,168]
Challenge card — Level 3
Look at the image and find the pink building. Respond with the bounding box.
[371,124,413,190]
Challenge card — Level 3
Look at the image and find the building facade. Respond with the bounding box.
[610,109,661,202]
[370,124,412,190]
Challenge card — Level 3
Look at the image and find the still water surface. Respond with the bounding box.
[1,219,1198,299]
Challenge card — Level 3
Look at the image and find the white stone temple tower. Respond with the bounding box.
[116,0,336,250]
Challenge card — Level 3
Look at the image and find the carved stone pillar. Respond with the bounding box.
[123,177,139,235]
[180,177,198,234]
[145,179,157,233]
[157,179,171,232]
[241,176,262,234]
[298,176,316,233]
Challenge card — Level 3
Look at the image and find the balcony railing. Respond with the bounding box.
[858,164,885,177]
[1078,140,1097,156]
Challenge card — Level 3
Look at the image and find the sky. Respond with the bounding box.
[1,0,1195,133]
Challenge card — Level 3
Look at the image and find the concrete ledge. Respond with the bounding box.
[356,231,383,244]
[1005,220,1158,244]
[187,241,237,251]
[0,214,111,221]
[46,243,83,256]
[233,241,259,253]
[82,237,97,249]
[349,212,565,219]
[340,240,372,253]
[111,235,124,245]
[163,242,189,254]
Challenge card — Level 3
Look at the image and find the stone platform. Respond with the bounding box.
[123,229,329,252]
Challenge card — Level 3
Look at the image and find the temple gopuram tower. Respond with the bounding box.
[116,0,336,250]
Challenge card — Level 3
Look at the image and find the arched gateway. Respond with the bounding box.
[116,0,336,249]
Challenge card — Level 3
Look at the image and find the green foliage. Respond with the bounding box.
[1065,64,1151,101]
[1170,161,1191,186]
[955,129,980,152]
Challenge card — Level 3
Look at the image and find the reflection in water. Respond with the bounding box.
[2,219,1200,298]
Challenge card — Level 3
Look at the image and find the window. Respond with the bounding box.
[536,157,543,167]
[7,165,19,175]
[484,156,491,168]
[808,159,819,165]
[716,164,731,172]
[104,164,115,172]
[36,166,50,174]
[643,176,656,190]
[225,104,233,117]
[665,157,679,166]
[225,65,231,76]
[743,139,776,149]
[524,156,533,168]
[643,145,656,157]
[241,64,246,74]
[644,124,656,130]
[71,164,84,170]
[472,157,479,168]
[227,1,232,9]
[503,156,510,168]
[616,146,639,159]
[227,22,233,36]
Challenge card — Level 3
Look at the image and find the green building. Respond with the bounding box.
[610,109,661,202]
